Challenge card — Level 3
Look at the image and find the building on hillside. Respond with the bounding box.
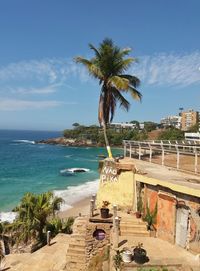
[185,132,200,142]
[181,110,199,131]
[109,122,137,132]
[109,122,145,132]
[160,115,181,129]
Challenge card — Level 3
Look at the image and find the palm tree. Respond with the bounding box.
[12,192,63,244]
[75,38,142,158]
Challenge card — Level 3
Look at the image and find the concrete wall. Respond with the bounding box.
[96,159,136,210]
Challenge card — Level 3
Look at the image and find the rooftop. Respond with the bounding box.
[119,157,200,197]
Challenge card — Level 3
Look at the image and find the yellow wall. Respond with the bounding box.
[96,170,136,210]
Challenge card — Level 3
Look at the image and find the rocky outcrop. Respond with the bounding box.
[37,137,96,147]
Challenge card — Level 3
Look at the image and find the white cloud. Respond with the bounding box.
[130,51,200,88]
[8,84,59,95]
[0,51,199,101]
[0,99,64,111]
[0,58,90,86]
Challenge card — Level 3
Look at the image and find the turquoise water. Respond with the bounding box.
[0,130,121,220]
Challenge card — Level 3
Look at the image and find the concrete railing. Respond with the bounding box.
[123,140,200,174]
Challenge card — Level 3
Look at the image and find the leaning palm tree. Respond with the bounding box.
[75,38,142,158]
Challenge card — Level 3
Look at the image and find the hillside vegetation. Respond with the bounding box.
[63,123,185,146]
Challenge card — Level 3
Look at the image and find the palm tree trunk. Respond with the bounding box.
[102,122,112,158]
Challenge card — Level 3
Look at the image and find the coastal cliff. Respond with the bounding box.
[37,137,97,147]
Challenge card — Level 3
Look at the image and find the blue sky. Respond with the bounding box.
[0,0,200,131]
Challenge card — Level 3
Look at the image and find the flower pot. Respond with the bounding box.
[100,208,109,218]
[135,212,142,219]
[122,249,132,263]
[133,248,147,264]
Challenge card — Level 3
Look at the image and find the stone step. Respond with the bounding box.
[71,234,86,239]
[66,262,86,271]
[67,247,85,255]
[73,230,87,234]
[120,224,147,230]
[120,219,146,225]
[120,231,150,237]
[66,254,86,263]
[69,242,86,248]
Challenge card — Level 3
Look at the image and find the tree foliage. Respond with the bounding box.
[158,128,184,140]
[11,192,64,244]
[63,124,148,146]
[187,123,199,133]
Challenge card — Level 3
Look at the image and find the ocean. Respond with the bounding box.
[0,130,121,222]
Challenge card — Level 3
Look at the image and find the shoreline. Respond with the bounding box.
[58,196,91,219]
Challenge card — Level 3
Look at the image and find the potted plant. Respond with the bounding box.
[113,250,122,271]
[133,242,147,264]
[100,201,110,218]
[135,196,143,218]
[144,202,157,231]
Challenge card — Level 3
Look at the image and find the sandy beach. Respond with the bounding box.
[58,196,91,219]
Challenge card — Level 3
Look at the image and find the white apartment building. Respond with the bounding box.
[160,115,181,129]
[110,122,137,129]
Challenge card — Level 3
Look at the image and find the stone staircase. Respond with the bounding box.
[119,213,150,237]
[65,216,88,271]
[4,233,71,271]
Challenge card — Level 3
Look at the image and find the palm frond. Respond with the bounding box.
[128,86,142,101]
[74,57,103,80]
[119,74,140,88]
[89,43,101,58]
[74,57,92,66]
[108,76,129,90]
[119,47,132,56]
[120,58,135,70]
[111,87,130,111]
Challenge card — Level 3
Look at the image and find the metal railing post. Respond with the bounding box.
[139,143,141,160]
[194,148,198,174]
[124,141,127,157]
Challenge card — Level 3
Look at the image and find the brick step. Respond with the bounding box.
[67,247,85,255]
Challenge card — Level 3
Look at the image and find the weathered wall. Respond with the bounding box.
[86,222,111,267]
[175,192,200,253]
[96,159,136,210]
[143,183,200,253]
[157,192,177,244]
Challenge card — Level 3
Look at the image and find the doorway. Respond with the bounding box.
[175,207,189,248]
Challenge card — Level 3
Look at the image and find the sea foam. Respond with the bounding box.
[13,139,35,144]
[0,179,99,221]
[0,211,17,223]
[54,179,99,211]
